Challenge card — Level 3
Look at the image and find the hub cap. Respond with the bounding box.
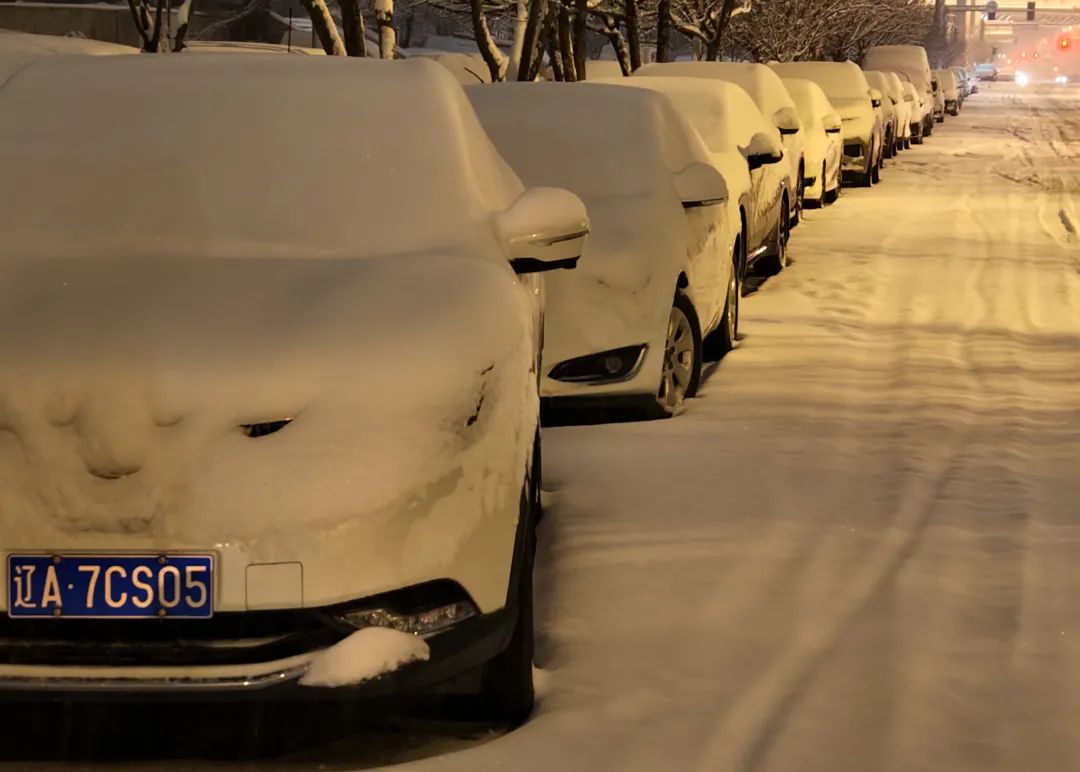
[658,306,694,412]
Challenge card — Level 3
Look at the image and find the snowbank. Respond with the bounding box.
[300,628,430,687]
[0,29,137,56]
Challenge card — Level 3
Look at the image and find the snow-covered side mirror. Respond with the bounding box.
[743,131,784,169]
[823,112,842,134]
[773,105,801,135]
[869,88,883,108]
[674,162,728,209]
[904,92,914,102]
[498,187,589,274]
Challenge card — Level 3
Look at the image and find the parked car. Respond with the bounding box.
[931,73,946,122]
[883,70,913,150]
[863,70,903,157]
[863,45,935,140]
[936,68,961,115]
[636,62,808,227]
[0,54,592,722]
[779,78,843,207]
[950,66,972,98]
[597,76,790,277]
[899,80,923,145]
[769,61,883,188]
[975,62,999,81]
[469,82,738,417]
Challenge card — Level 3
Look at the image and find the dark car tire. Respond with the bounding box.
[644,291,702,419]
[703,237,741,361]
[759,197,790,274]
[871,157,881,184]
[825,163,841,205]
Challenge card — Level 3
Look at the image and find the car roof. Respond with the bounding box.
[635,61,796,118]
[0,55,522,259]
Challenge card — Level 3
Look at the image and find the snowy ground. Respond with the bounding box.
[5,82,1079,771]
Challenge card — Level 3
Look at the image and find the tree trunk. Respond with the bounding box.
[470,0,506,81]
[655,0,670,63]
[508,0,529,79]
[126,0,152,49]
[625,0,641,70]
[303,0,346,55]
[557,4,577,81]
[339,0,367,56]
[605,21,631,75]
[934,0,947,34]
[172,0,192,51]
[571,0,588,78]
[375,0,395,58]
[546,6,565,80]
[705,35,720,60]
[527,2,552,80]
[146,0,167,52]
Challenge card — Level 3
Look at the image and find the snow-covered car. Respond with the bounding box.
[899,79,924,144]
[635,62,808,228]
[931,73,946,122]
[863,70,902,157]
[468,82,738,417]
[863,45,935,140]
[882,70,914,150]
[596,76,790,278]
[779,78,842,207]
[770,61,883,188]
[975,62,998,81]
[936,68,961,115]
[950,66,972,98]
[0,54,592,720]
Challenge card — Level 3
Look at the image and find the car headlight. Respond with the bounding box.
[339,602,477,637]
[1016,71,1030,86]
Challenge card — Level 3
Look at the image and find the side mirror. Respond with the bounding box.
[772,105,801,135]
[674,162,728,209]
[904,92,914,102]
[823,111,842,134]
[497,187,589,274]
[869,88,883,108]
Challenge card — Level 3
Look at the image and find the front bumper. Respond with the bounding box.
[0,613,513,704]
[841,140,869,172]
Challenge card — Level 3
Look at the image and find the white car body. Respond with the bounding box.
[935,68,961,115]
[863,45,935,139]
[770,61,883,185]
[863,70,901,153]
[779,78,843,205]
[882,71,913,143]
[931,73,946,121]
[595,76,788,275]
[0,55,587,700]
[899,79,924,141]
[467,83,736,408]
[635,62,807,227]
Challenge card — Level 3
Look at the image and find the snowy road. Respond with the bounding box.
[402,82,1080,772]
[5,83,1078,772]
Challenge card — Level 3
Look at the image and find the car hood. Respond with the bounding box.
[832,97,872,121]
[0,254,536,546]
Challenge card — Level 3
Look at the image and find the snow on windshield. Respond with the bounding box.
[0,55,521,260]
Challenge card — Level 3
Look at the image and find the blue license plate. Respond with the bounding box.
[7,554,213,619]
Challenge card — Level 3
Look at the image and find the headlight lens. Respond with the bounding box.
[337,600,477,637]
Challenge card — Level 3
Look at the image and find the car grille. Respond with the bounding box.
[0,611,344,667]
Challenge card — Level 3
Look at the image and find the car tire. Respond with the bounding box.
[825,167,841,205]
[703,237,741,361]
[760,197,790,274]
[646,291,702,418]
[904,136,912,150]
[792,165,805,227]
[871,157,881,185]
[924,117,933,137]
[473,443,538,725]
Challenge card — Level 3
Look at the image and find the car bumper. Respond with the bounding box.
[0,604,514,703]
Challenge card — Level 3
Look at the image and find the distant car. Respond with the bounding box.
[636,61,808,228]
[863,45,935,140]
[899,81,920,147]
[0,54,592,721]
[950,66,972,98]
[881,71,913,150]
[599,76,790,276]
[863,70,901,158]
[975,62,999,81]
[936,69,961,115]
[931,74,946,122]
[779,78,843,207]
[769,61,884,188]
[468,82,738,417]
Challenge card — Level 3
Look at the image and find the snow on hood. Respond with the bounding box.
[0,253,536,548]
[0,55,522,262]
[0,31,137,56]
[300,627,430,687]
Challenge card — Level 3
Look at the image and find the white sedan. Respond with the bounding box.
[779,78,843,207]
[636,61,808,229]
[0,54,590,721]
[468,83,737,418]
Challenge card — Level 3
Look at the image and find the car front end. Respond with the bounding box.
[0,254,539,702]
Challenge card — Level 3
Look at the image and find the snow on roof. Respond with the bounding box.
[863,70,902,102]
[592,75,774,153]
[0,55,522,260]
[636,61,796,120]
[182,40,325,56]
[0,29,137,56]
[401,51,491,84]
[466,82,706,199]
[779,77,836,127]
[769,61,871,101]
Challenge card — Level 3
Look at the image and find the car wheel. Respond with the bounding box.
[647,291,702,418]
[760,198,790,274]
[792,166,805,227]
[871,156,881,185]
[857,151,874,188]
[703,238,741,361]
[473,440,538,724]
[904,136,912,150]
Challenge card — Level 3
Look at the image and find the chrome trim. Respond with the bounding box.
[0,663,310,693]
[528,227,589,247]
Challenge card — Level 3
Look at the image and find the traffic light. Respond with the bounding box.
[1060,35,1072,51]
[1027,1,1035,21]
